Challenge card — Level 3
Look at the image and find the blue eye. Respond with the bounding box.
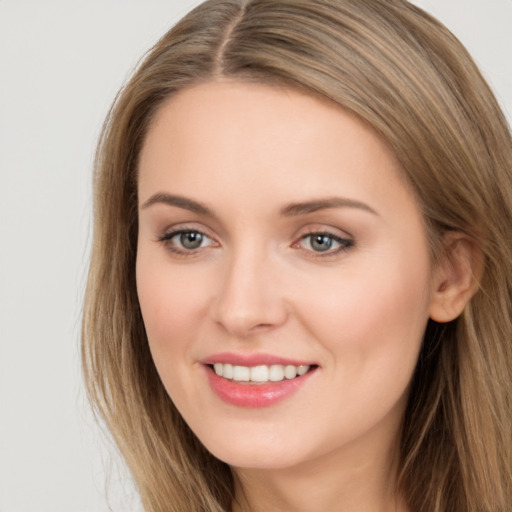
[309,234,335,252]
[159,229,214,253]
[300,232,353,254]
[177,231,205,249]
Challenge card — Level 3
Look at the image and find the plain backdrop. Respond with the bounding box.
[0,1,511,511]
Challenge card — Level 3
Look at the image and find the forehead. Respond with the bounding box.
[138,80,414,217]
[142,81,389,159]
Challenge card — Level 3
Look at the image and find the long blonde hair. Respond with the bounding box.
[82,1,512,510]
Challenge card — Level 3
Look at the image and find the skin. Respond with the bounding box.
[136,81,473,512]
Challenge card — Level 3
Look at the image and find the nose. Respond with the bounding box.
[210,248,289,338]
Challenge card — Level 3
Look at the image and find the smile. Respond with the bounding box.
[212,363,310,383]
[203,357,317,407]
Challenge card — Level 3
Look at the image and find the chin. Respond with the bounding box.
[209,445,300,470]
[195,424,318,471]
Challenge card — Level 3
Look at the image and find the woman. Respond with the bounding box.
[82,0,512,510]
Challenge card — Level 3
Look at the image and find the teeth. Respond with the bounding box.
[233,365,250,381]
[212,363,311,383]
[284,365,297,379]
[269,364,284,382]
[223,363,233,379]
[297,365,309,376]
[250,365,269,382]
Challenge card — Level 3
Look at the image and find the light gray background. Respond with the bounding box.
[0,1,511,511]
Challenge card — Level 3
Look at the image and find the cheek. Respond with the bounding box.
[297,253,432,380]
[135,250,211,369]
[289,261,431,447]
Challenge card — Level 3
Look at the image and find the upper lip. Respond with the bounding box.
[200,352,316,367]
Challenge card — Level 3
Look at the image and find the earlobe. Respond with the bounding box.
[428,232,483,323]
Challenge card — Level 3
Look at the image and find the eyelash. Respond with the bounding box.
[295,231,354,257]
[157,229,216,256]
[157,228,355,258]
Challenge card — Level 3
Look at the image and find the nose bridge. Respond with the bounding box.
[211,240,287,336]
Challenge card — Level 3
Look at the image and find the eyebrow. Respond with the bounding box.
[280,197,378,216]
[141,192,378,218]
[141,193,215,217]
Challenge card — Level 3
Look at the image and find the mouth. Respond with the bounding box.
[208,362,315,384]
[201,355,318,407]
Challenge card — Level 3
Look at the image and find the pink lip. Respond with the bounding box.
[201,352,314,367]
[200,353,317,408]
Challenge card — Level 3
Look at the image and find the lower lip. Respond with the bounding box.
[204,366,315,408]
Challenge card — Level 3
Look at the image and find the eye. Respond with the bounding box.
[158,229,216,254]
[297,232,354,255]
[176,231,207,250]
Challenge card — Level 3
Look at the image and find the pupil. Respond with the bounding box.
[180,232,202,249]
[311,235,332,251]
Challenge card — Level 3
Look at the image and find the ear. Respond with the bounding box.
[429,231,483,323]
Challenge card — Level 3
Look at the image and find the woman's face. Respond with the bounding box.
[136,81,436,471]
